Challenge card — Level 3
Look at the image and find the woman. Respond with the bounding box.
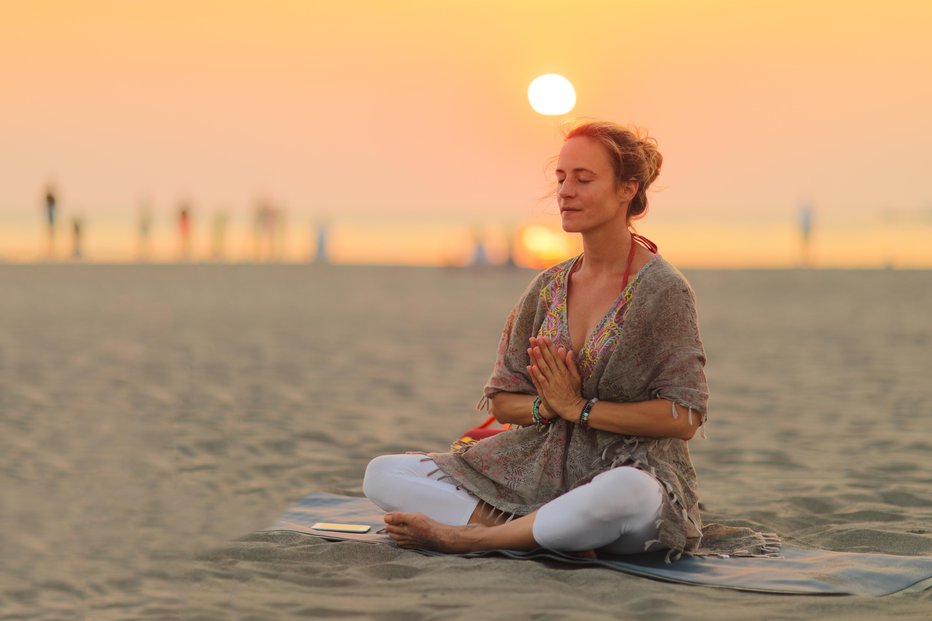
[364,121,709,560]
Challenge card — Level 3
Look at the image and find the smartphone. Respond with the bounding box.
[311,522,372,534]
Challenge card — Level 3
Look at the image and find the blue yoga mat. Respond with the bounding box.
[262,492,932,597]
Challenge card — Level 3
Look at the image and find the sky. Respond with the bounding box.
[2,0,931,267]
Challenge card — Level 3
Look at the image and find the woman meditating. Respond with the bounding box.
[364,120,710,560]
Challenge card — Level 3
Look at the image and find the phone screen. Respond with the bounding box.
[311,522,372,533]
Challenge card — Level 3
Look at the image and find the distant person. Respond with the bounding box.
[44,186,58,259]
[799,204,813,267]
[253,200,275,261]
[273,208,286,261]
[362,122,767,561]
[71,216,83,260]
[178,204,192,261]
[313,220,330,264]
[503,229,517,268]
[470,228,489,267]
[253,200,285,261]
[138,203,152,261]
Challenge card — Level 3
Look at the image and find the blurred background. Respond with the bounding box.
[4,4,932,617]
[2,0,931,268]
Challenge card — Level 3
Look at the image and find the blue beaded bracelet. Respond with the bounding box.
[532,396,551,429]
[579,398,598,429]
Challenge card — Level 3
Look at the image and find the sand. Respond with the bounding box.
[1,264,930,620]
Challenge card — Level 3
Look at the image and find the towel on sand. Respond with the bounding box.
[261,492,932,596]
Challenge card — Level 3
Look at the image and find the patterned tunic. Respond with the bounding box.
[429,254,710,556]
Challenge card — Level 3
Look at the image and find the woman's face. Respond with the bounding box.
[555,136,636,234]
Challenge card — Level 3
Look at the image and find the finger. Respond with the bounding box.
[543,337,566,367]
[529,370,555,407]
[527,364,548,388]
[531,340,562,379]
[530,367,557,407]
[527,364,538,388]
[566,350,582,384]
[555,343,570,365]
[538,340,576,393]
[538,340,563,374]
[531,346,556,377]
[528,347,549,377]
[559,346,576,379]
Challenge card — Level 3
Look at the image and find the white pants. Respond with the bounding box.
[363,454,663,554]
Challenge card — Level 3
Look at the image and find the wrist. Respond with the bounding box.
[531,396,552,428]
[562,398,587,422]
[578,397,599,430]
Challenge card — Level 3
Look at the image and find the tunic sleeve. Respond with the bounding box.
[482,272,547,400]
[641,277,709,416]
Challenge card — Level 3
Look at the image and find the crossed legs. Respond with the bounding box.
[363,454,663,554]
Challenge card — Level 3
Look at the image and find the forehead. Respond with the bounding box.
[556,136,613,172]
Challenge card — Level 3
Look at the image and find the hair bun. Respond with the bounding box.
[563,121,662,220]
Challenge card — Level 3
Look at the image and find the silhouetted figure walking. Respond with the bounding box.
[313,220,330,264]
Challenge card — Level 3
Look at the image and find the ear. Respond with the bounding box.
[617,179,639,203]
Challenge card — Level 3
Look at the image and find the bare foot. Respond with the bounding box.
[383,512,483,553]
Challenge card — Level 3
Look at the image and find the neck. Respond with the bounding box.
[579,220,633,274]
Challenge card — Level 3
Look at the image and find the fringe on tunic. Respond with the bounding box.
[428,255,780,561]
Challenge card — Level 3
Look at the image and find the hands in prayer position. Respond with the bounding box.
[527,336,586,423]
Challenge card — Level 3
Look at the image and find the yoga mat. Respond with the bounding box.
[262,492,932,596]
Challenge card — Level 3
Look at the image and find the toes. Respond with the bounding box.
[384,522,405,534]
[381,512,438,550]
[385,511,420,526]
[384,530,415,548]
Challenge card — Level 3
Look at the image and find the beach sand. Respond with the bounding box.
[1,264,930,620]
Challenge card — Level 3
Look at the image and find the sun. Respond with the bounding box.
[527,74,576,116]
[518,224,577,267]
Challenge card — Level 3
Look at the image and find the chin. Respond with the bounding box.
[560,216,582,233]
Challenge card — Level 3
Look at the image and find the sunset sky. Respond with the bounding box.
[2,0,931,266]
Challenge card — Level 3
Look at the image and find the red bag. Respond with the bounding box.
[453,415,510,450]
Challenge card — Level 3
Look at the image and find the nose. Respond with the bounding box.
[558,179,574,198]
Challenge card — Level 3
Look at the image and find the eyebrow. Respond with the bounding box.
[555,167,598,175]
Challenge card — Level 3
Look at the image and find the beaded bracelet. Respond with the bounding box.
[578,397,599,430]
[532,396,551,430]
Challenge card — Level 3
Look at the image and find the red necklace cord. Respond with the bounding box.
[620,235,637,291]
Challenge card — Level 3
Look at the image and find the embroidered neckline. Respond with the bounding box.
[562,253,660,357]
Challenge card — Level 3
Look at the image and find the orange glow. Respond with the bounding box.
[517,225,579,268]
[1,1,931,267]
